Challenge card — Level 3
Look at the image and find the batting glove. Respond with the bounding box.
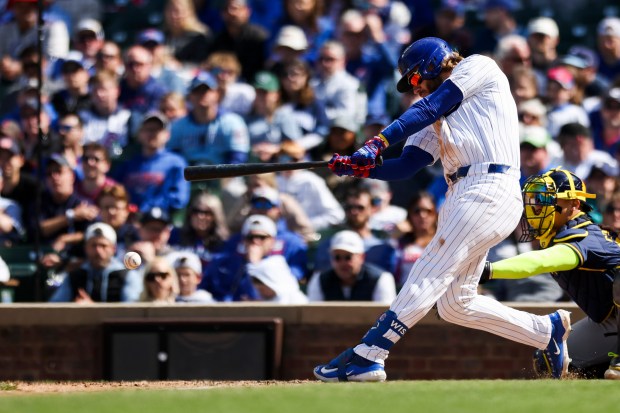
[351,136,388,170]
[328,153,354,177]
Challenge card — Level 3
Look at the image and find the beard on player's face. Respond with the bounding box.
[415,76,444,98]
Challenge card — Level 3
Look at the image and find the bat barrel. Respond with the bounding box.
[184,161,329,181]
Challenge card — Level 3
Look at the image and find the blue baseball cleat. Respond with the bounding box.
[539,310,571,379]
[313,348,386,382]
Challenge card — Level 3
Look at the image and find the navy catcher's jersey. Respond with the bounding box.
[549,213,620,323]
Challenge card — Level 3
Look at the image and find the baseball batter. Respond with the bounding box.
[315,37,571,382]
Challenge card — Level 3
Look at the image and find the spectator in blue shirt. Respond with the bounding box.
[112,111,189,214]
[168,71,250,165]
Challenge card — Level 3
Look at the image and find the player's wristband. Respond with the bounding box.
[376,133,389,149]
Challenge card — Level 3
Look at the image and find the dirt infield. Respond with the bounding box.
[1,380,310,394]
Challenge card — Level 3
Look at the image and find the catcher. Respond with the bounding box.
[480,168,620,379]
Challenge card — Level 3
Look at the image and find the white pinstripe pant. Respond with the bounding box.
[355,171,553,362]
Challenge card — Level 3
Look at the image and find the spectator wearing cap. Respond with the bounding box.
[311,41,367,127]
[119,45,168,122]
[546,66,590,139]
[558,46,608,111]
[79,71,131,159]
[211,0,269,82]
[526,16,560,96]
[278,58,330,151]
[49,222,142,303]
[276,0,334,66]
[200,215,282,302]
[519,124,553,185]
[312,186,397,276]
[223,185,309,281]
[136,28,186,95]
[204,52,255,117]
[50,51,92,116]
[137,206,177,257]
[247,70,303,162]
[596,17,620,85]
[163,0,213,65]
[310,113,359,168]
[0,0,69,61]
[0,122,38,225]
[306,230,396,304]
[0,166,25,246]
[337,9,397,122]
[112,111,189,214]
[276,140,345,232]
[413,0,473,58]
[267,25,309,78]
[73,18,104,71]
[37,153,99,252]
[549,122,619,183]
[224,171,315,243]
[168,70,249,166]
[472,0,521,56]
[585,160,620,223]
[168,251,214,303]
[589,87,620,155]
[518,98,547,127]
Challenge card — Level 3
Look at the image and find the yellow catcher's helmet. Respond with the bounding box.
[519,168,596,244]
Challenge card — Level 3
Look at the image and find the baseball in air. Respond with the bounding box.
[123,252,142,269]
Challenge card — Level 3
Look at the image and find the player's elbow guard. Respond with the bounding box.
[479,261,492,284]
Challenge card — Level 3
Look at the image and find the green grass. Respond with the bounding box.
[1,380,618,413]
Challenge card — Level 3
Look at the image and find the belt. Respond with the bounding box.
[446,163,511,183]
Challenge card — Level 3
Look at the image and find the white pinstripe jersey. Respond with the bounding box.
[404,55,520,175]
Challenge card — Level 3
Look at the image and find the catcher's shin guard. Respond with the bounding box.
[605,270,620,380]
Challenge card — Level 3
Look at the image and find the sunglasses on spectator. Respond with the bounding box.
[603,101,620,111]
[344,204,365,212]
[77,33,97,43]
[145,272,170,282]
[126,60,147,69]
[605,206,620,214]
[245,234,270,242]
[331,253,353,262]
[319,55,337,62]
[56,123,78,133]
[192,208,213,216]
[97,52,117,60]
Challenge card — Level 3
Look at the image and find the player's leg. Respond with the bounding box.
[604,272,620,379]
[314,174,522,382]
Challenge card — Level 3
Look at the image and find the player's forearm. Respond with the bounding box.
[369,145,433,180]
[491,244,580,279]
[379,80,464,146]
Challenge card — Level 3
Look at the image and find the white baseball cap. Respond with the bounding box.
[528,17,559,38]
[241,215,277,237]
[85,222,117,245]
[170,251,202,274]
[598,17,620,37]
[275,25,308,51]
[330,230,365,254]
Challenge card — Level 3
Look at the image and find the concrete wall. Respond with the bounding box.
[0,303,583,381]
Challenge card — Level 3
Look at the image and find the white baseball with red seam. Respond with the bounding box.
[123,252,142,269]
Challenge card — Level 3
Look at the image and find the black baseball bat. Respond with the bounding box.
[184,161,329,181]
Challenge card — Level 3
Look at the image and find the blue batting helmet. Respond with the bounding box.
[396,37,452,93]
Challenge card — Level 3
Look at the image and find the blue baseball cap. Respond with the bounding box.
[189,71,218,92]
[440,0,465,16]
[484,0,517,12]
[137,28,165,46]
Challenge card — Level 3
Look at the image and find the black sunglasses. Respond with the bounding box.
[145,272,170,281]
[245,234,270,241]
[331,253,353,262]
[344,204,365,212]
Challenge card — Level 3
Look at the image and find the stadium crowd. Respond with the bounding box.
[0,0,618,304]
